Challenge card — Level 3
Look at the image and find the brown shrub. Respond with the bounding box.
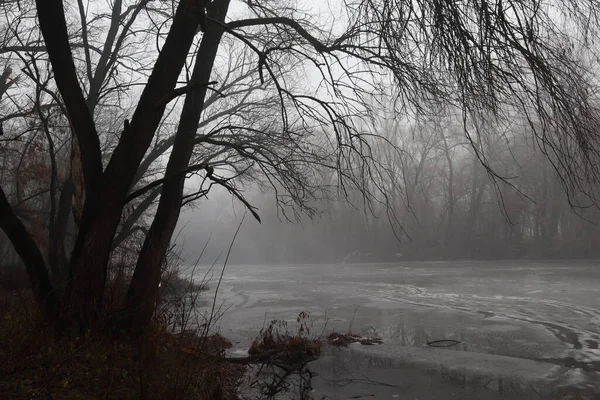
[248,314,322,366]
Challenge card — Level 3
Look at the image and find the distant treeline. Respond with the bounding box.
[178,120,600,265]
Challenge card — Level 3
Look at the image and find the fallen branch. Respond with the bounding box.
[427,339,461,347]
[327,332,383,346]
[179,347,282,364]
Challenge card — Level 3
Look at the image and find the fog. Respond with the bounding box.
[176,116,600,266]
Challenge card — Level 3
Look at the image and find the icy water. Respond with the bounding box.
[195,261,600,399]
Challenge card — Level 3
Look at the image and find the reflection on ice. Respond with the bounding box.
[306,345,600,400]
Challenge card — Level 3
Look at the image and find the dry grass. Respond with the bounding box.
[248,329,322,365]
[0,292,243,400]
[0,240,243,400]
[248,315,322,366]
[241,314,323,399]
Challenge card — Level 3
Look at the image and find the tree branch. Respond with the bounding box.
[35,0,103,197]
[162,80,219,105]
[126,163,210,203]
[206,173,261,223]
[76,0,94,84]
[0,43,104,55]
[113,188,161,249]
[226,17,331,53]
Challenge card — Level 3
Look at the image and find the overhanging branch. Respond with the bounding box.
[226,17,332,53]
[126,163,209,203]
[35,0,104,196]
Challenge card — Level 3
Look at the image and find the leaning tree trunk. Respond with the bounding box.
[0,188,58,319]
[125,0,231,334]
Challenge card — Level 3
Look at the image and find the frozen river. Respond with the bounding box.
[195,260,600,398]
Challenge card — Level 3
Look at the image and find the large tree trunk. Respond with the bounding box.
[62,2,203,332]
[125,0,231,333]
[30,0,205,332]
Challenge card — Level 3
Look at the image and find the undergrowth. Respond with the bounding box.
[249,311,322,363]
[0,290,241,400]
[0,243,238,400]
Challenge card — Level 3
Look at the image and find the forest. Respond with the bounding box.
[181,113,600,264]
